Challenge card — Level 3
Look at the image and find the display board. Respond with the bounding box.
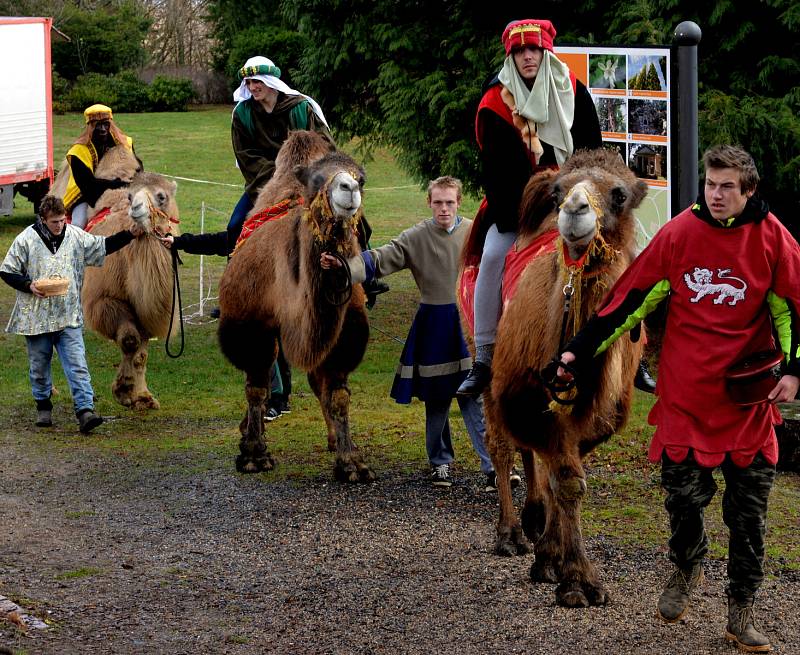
[555,46,671,247]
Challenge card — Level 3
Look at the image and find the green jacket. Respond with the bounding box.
[232,93,334,201]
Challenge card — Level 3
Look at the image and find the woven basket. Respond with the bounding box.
[35,276,70,297]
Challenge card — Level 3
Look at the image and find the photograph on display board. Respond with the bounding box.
[628,99,667,136]
[629,143,667,181]
[594,96,627,134]
[603,141,626,162]
[628,54,668,92]
[588,53,626,90]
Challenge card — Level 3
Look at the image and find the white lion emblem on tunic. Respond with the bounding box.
[684,267,747,305]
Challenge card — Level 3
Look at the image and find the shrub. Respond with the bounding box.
[147,75,196,112]
[111,71,151,113]
[63,72,118,112]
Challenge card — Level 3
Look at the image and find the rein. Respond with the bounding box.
[321,249,353,306]
[144,199,185,357]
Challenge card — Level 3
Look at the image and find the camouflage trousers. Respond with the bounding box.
[661,451,776,603]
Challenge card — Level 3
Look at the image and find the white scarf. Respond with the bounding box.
[233,57,328,128]
[497,50,575,165]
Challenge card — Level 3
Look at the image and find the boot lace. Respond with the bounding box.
[730,603,755,634]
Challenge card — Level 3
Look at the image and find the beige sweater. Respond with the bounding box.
[348,217,472,305]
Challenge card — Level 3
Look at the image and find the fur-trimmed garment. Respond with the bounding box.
[565,196,800,467]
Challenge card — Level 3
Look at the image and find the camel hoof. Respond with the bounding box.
[521,500,546,543]
[131,395,160,410]
[334,457,375,483]
[494,525,531,557]
[235,452,275,474]
[582,581,610,606]
[555,580,590,608]
[530,556,560,583]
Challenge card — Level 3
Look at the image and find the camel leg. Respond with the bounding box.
[545,452,609,608]
[520,449,546,543]
[112,316,159,409]
[528,462,563,584]
[235,369,275,473]
[491,438,530,556]
[307,369,336,452]
[308,368,375,483]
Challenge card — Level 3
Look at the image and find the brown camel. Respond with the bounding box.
[217,131,374,482]
[466,149,648,608]
[81,165,181,409]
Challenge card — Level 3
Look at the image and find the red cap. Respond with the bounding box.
[502,19,557,56]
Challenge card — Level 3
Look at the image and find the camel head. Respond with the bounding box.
[127,172,180,237]
[294,151,366,253]
[553,149,647,261]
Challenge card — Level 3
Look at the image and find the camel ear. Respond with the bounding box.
[293,164,310,185]
[628,179,649,210]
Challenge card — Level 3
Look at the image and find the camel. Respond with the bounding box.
[81,166,180,410]
[218,130,374,482]
[465,149,648,608]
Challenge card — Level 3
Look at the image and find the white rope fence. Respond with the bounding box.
[181,201,227,325]
[163,172,420,325]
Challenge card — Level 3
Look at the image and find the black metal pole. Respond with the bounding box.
[673,21,702,211]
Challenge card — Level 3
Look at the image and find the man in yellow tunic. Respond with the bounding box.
[62,104,137,228]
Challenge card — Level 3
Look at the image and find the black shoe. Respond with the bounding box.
[484,471,498,492]
[264,407,280,422]
[276,399,291,414]
[209,307,221,319]
[634,360,656,393]
[35,409,53,427]
[431,464,452,487]
[78,410,103,434]
[509,467,522,489]
[457,361,491,397]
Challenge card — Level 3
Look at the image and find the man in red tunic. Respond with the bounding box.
[560,145,800,653]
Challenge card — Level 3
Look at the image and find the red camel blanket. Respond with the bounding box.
[459,228,559,336]
[233,197,302,253]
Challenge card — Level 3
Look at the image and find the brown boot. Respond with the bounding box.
[725,593,771,653]
[656,562,704,622]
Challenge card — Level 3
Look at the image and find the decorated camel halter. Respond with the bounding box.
[543,188,620,412]
[146,197,180,239]
[302,170,364,254]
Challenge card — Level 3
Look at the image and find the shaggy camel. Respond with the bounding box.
[218,131,374,482]
[81,160,181,410]
[466,149,647,607]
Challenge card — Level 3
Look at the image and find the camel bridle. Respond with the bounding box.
[304,170,364,306]
[540,222,621,411]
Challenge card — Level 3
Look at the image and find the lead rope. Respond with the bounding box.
[540,269,579,407]
[322,250,353,306]
[164,245,185,358]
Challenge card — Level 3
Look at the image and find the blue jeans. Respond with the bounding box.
[424,395,493,473]
[227,191,254,244]
[26,326,95,413]
[474,225,517,347]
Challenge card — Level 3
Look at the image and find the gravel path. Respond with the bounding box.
[1,432,798,655]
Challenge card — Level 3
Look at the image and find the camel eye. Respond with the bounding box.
[157,191,167,206]
[611,187,627,208]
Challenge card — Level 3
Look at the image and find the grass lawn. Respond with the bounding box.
[2,107,798,571]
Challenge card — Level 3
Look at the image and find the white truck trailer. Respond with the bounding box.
[0,16,53,216]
